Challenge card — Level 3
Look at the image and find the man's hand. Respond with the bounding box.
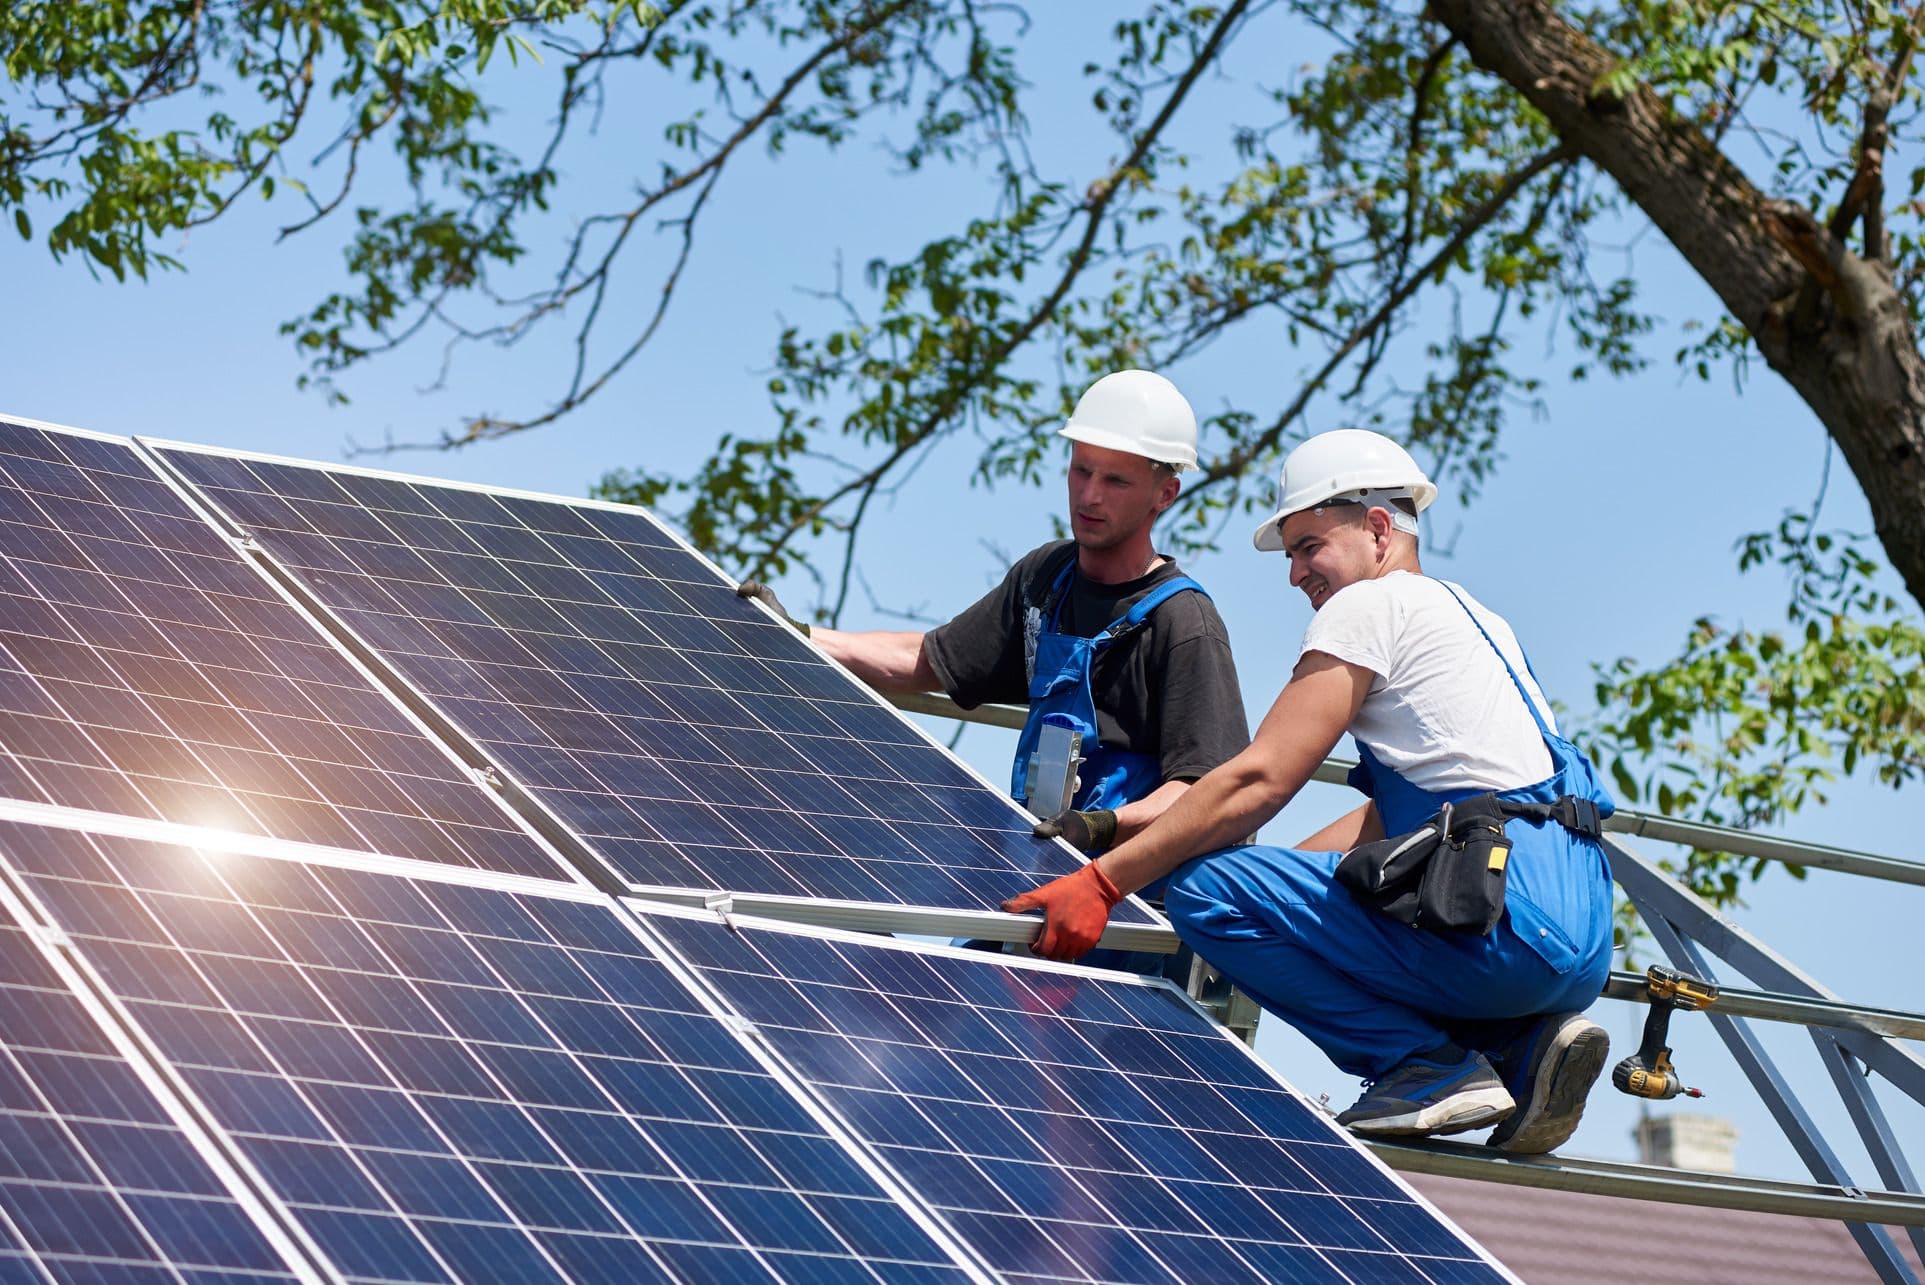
[1031,808,1118,853]
[1000,861,1123,961]
[736,581,809,636]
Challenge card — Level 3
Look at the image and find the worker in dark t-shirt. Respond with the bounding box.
[920,538,1247,849]
[736,370,1249,917]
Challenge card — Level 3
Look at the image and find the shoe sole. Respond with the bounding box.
[1488,1021,1610,1154]
[1343,1086,1515,1138]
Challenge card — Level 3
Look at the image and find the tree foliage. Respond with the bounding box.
[7,0,1924,901]
[1585,493,1925,904]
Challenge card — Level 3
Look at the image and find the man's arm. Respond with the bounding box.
[1297,800,1383,852]
[1098,651,1370,896]
[1004,651,1372,959]
[811,627,940,693]
[1110,777,1193,845]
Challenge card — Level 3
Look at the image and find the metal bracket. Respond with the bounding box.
[1184,956,1261,1046]
[27,921,71,950]
[702,891,741,932]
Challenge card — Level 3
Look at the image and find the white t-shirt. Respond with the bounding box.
[1298,572,1554,793]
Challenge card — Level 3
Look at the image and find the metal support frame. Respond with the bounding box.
[1601,970,1925,1040]
[1818,1033,1925,1264]
[1605,838,1925,1104]
[1608,835,1922,1283]
[891,694,1925,888]
[617,883,1180,954]
[1371,1138,1925,1225]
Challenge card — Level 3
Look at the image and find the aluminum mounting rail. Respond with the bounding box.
[888,692,1925,887]
[1370,1137,1925,1227]
[1601,970,1925,1041]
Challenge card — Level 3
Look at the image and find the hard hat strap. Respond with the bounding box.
[1317,488,1421,537]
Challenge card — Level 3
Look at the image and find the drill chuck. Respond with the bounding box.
[1611,1048,1703,1100]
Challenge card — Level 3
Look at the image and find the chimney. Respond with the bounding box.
[1636,1113,1739,1172]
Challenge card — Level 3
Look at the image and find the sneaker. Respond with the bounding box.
[1336,1048,1515,1138]
[1484,1012,1610,1154]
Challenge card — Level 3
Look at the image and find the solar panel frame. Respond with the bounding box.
[0,800,996,1284]
[0,836,329,1282]
[138,438,1172,951]
[0,415,585,887]
[620,898,1519,1285]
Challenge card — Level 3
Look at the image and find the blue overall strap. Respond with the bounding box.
[1040,555,1079,629]
[1102,574,1207,641]
[1432,578,1616,822]
[1433,580,1554,741]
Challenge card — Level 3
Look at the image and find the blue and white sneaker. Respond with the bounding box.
[1336,1048,1515,1138]
[1484,1011,1610,1154]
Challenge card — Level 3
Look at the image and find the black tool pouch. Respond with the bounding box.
[1334,793,1513,934]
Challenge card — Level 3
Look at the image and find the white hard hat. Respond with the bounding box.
[1252,429,1437,551]
[1057,370,1199,470]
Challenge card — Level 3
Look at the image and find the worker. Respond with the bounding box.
[1002,428,1615,1153]
[738,369,1249,967]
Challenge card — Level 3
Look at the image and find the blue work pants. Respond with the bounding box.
[1163,839,1612,1078]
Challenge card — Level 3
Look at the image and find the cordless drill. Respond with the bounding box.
[1612,964,1717,1100]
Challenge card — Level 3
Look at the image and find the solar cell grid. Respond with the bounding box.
[155,445,1154,924]
[641,909,1509,1285]
[0,902,300,1282]
[0,820,976,1284]
[0,421,566,882]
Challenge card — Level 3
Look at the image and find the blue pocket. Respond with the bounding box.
[1503,894,1580,974]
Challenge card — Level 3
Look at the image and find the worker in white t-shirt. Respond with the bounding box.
[1003,429,1617,1153]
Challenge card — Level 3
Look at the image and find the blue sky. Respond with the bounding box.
[4,9,1919,1195]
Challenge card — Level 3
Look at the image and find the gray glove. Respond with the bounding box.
[736,580,809,636]
[1032,808,1119,853]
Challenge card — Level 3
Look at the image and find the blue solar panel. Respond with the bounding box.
[638,906,1508,1284]
[0,421,568,882]
[151,445,1154,925]
[0,819,977,1283]
[0,895,300,1281]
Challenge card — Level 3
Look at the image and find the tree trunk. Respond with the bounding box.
[1428,0,1925,609]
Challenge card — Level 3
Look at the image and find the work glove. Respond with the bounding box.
[1000,861,1124,962]
[1032,808,1118,853]
[735,580,809,636]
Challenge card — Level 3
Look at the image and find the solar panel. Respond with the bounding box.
[637,903,1510,1285]
[0,816,981,1283]
[0,887,305,1281]
[148,443,1157,929]
[0,424,1516,1280]
[0,420,571,882]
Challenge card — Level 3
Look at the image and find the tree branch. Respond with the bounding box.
[743,0,1258,581]
[1827,2,1921,260]
[1183,142,1576,502]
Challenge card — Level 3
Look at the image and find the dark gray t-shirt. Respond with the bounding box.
[923,540,1250,784]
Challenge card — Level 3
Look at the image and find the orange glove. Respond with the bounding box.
[1000,861,1124,962]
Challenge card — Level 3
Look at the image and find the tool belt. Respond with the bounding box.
[1334,793,1604,935]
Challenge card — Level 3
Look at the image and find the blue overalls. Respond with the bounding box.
[1162,583,1616,1077]
[1008,558,1206,973]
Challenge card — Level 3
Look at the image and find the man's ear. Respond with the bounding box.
[1153,473,1182,517]
[1365,504,1397,551]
